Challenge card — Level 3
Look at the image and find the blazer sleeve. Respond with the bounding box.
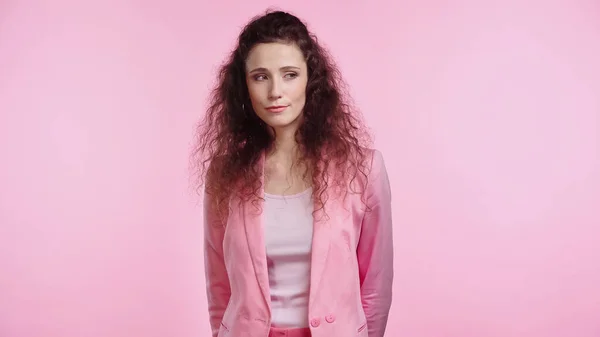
[203,186,231,337]
[357,149,394,337]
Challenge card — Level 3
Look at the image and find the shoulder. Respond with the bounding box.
[360,147,386,178]
[206,155,227,185]
[360,147,391,202]
[208,154,227,171]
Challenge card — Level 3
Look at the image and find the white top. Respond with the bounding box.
[263,188,314,328]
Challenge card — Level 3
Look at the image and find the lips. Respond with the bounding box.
[266,105,288,113]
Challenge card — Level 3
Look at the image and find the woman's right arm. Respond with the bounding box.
[203,186,231,337]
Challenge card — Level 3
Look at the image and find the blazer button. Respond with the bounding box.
[325,314,335,323]
[310,318,321,327]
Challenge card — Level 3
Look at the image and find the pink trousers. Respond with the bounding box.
[268,326,311,337]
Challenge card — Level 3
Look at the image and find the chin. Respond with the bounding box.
[263,114,302,129]
[266,120,296,129]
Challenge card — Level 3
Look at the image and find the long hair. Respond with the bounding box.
[191,9,372,218]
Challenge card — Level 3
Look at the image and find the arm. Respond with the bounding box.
[357,150,394,337]
[203,186,231,337]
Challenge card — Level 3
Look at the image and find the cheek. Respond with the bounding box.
[246,84,261,103]
[289,81,307,103]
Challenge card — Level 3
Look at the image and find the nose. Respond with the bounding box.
[268,78,282,99]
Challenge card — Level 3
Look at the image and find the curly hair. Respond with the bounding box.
[191,9,372,218]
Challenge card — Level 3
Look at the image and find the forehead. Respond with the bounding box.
[245,42,306,71]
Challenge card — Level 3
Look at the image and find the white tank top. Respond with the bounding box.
[263,188,314,328]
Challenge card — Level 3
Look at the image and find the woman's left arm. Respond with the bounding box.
[357,149,394,337]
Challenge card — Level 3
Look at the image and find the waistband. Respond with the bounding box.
[268,326,311,337]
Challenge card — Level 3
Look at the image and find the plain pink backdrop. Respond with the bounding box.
[1,1,599,336]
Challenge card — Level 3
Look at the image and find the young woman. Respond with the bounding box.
[192,9,393,337]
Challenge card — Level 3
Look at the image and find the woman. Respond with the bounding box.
[192,9,393,337]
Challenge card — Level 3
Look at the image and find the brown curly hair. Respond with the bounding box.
[191,9,372,218]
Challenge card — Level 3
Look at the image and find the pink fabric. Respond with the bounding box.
[268,326,312,337]
[203,149,393,337]
[264,188,313,328]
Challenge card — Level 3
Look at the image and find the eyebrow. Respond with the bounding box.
[248,66,301,74]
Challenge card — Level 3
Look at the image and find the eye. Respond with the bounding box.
[284,72,298,79]
[253,74,267,81]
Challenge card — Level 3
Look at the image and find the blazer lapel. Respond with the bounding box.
[309,157,336,308]
[308,203,331,308]
[243,152,271,312]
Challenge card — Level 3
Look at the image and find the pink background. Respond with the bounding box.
[1,1,599,336]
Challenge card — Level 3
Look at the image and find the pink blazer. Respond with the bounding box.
[203,149,393,337]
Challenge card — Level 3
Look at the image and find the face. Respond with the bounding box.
[245,42,308,134]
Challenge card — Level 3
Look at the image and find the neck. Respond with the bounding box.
[269,126,299,161]
[266,125,311,184]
